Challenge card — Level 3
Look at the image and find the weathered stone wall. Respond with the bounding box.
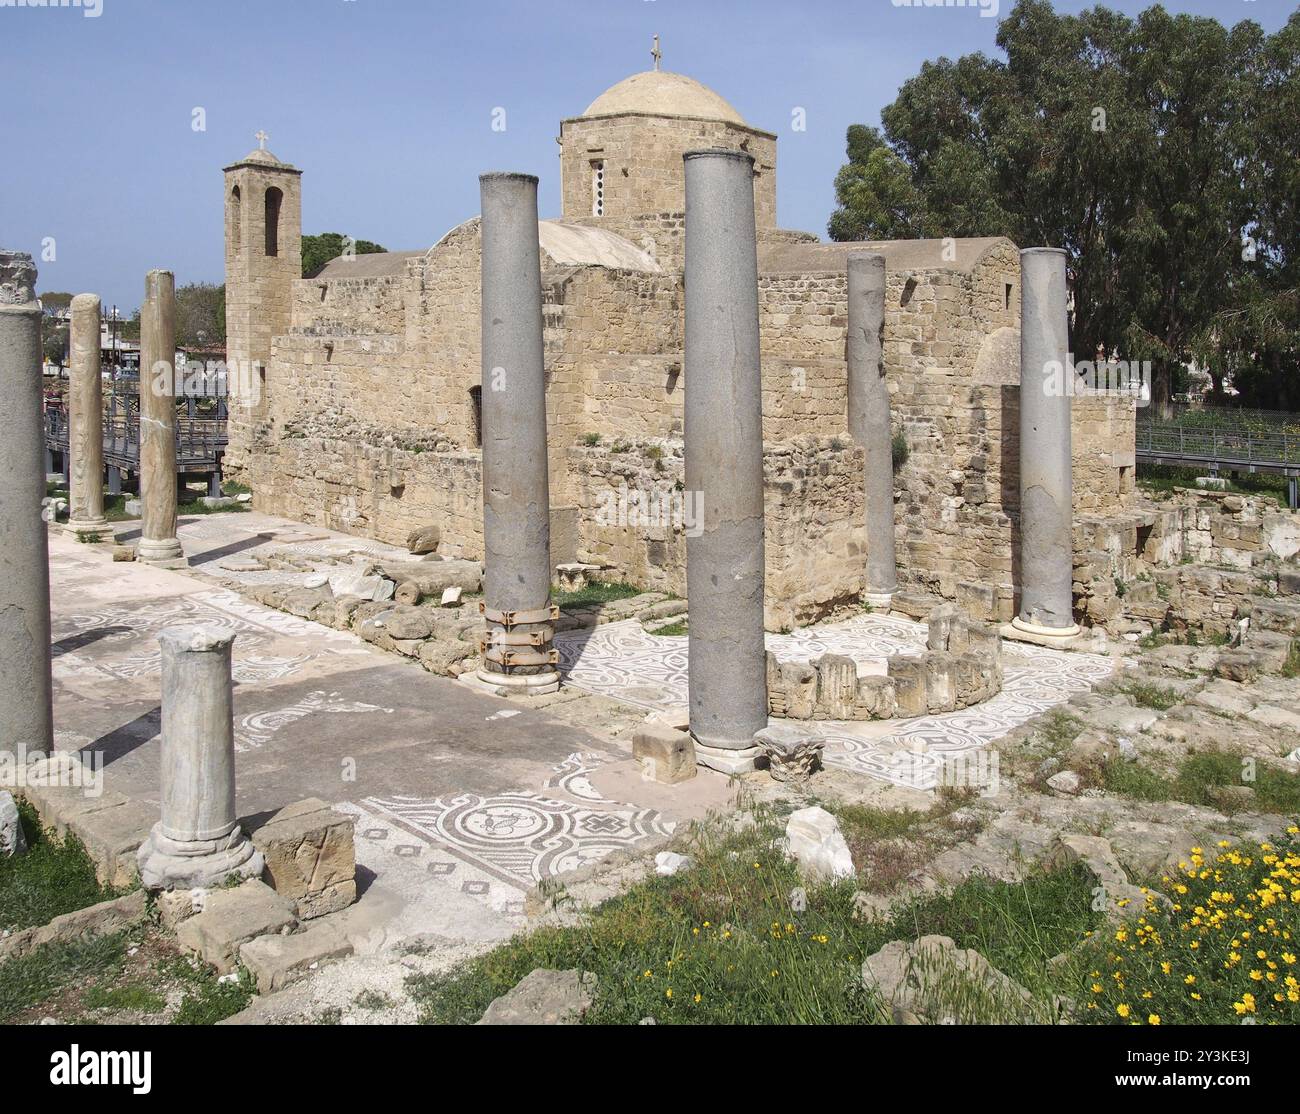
[1071,490,1300,634]
[564,437,866,629]
[240,220,1139,630]
[560,114,778,229]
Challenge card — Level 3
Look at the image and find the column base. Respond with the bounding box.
[137,538,187,567]
[62,518,113,543]
[136,822,263,891]
[473,667,561,696]
[1002,616,1087,649]
[863,590,895,611]
[693,741,763,775]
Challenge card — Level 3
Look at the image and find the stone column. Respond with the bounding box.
[138,270,185,565]
[683,149,767,772]
[0,250,54,757]
[1014,247,1079,637]
[67,293,108,537]
[137,628,262,889]
[847,253,897,608]
[475,173,559,694]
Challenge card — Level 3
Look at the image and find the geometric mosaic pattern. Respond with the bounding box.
[235,690,395,753]
[51,588,352,685]
[556,615,1114,790]
[360,791,675,892]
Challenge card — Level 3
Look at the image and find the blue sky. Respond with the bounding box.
[2,0,1293,313]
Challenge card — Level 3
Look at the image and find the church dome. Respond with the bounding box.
[582,70,746,125]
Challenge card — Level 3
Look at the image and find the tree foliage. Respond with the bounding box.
[829,0,1299,414]
[174,282,226,349]
[301,232,386,279]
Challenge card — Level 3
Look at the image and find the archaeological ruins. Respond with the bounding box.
[3,57,1299,1033]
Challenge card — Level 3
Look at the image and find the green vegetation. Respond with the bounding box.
[83,982,166,1014]
[829,0,1300,413]
[0,800,120,933]
[1071,831,1300,1024]
[0,933,130,1023]
[162,955,255,1025]
[554,580,643,609]
[1116,681,1181,711]
[891,430,909,471]
[301,232,387,279]
[1102,749,1300,815]
[407,806,1102,1025]
[648,620,688,637]
[1137,464,1291,509]
[581,432,602,447]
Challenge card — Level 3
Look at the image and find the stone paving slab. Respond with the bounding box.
[46,525,733,952]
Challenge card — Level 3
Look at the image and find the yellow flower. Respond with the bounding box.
[642,969,652,979]
[1116,1004,1130,1018]
[665,988,673,999]
[1184,975,1196,985]
[1148,1014,1161,1026]
[693,993,701,1004]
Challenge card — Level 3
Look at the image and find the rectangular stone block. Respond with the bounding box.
[250,798,357,920]
[239,921,353,993]
[632,724,697,784]
[176,879,297,974]
[887,655,928,717]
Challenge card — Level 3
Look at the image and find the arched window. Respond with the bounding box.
[264,187,283,257]
[230,185,242,250]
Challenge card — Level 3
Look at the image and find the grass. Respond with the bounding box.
[554,580,644,609]
[1102,749,1300,815]
[1281,643,1300,679]
[0,927,253,1025]
[1137,464,1291,508]
[406,806,1102,1025]
[1116,680,1181,711]
[0,799,121,932]
[83,982,167,1014]
[0,933,131,1022]
[648,620,688,637]
[161,954,255,1024]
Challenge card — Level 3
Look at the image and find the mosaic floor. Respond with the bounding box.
[556,615,1114,789]
[356,749,677,914]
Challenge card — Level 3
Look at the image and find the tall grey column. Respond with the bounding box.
[67,293,108,537]
[847,253,897,608]
[1014,247,1079,637]
[683,149,767,772]
[138,270,185,565]
[0,251,54,757]
[137,628,262,889]
[475,173,559,694]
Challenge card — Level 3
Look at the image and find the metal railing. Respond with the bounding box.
[1135,422,1300,470]
[44,409,228,473]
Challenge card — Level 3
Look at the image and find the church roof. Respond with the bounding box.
[315,220,661,280]
[581,70,746,125]
[759,237,1012,275]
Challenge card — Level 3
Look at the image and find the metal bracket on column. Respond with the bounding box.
[479,627,555,649]
[480,602,559,627]
[481,647,560,667]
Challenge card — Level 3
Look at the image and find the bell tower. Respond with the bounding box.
[222,133,302,485]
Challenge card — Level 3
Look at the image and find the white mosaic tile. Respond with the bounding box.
[555,616,1114,790]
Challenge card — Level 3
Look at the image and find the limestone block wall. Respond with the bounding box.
[560,114,778,229]
[565,437,867,628]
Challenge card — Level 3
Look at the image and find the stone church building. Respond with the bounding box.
[221,68,1136,628]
